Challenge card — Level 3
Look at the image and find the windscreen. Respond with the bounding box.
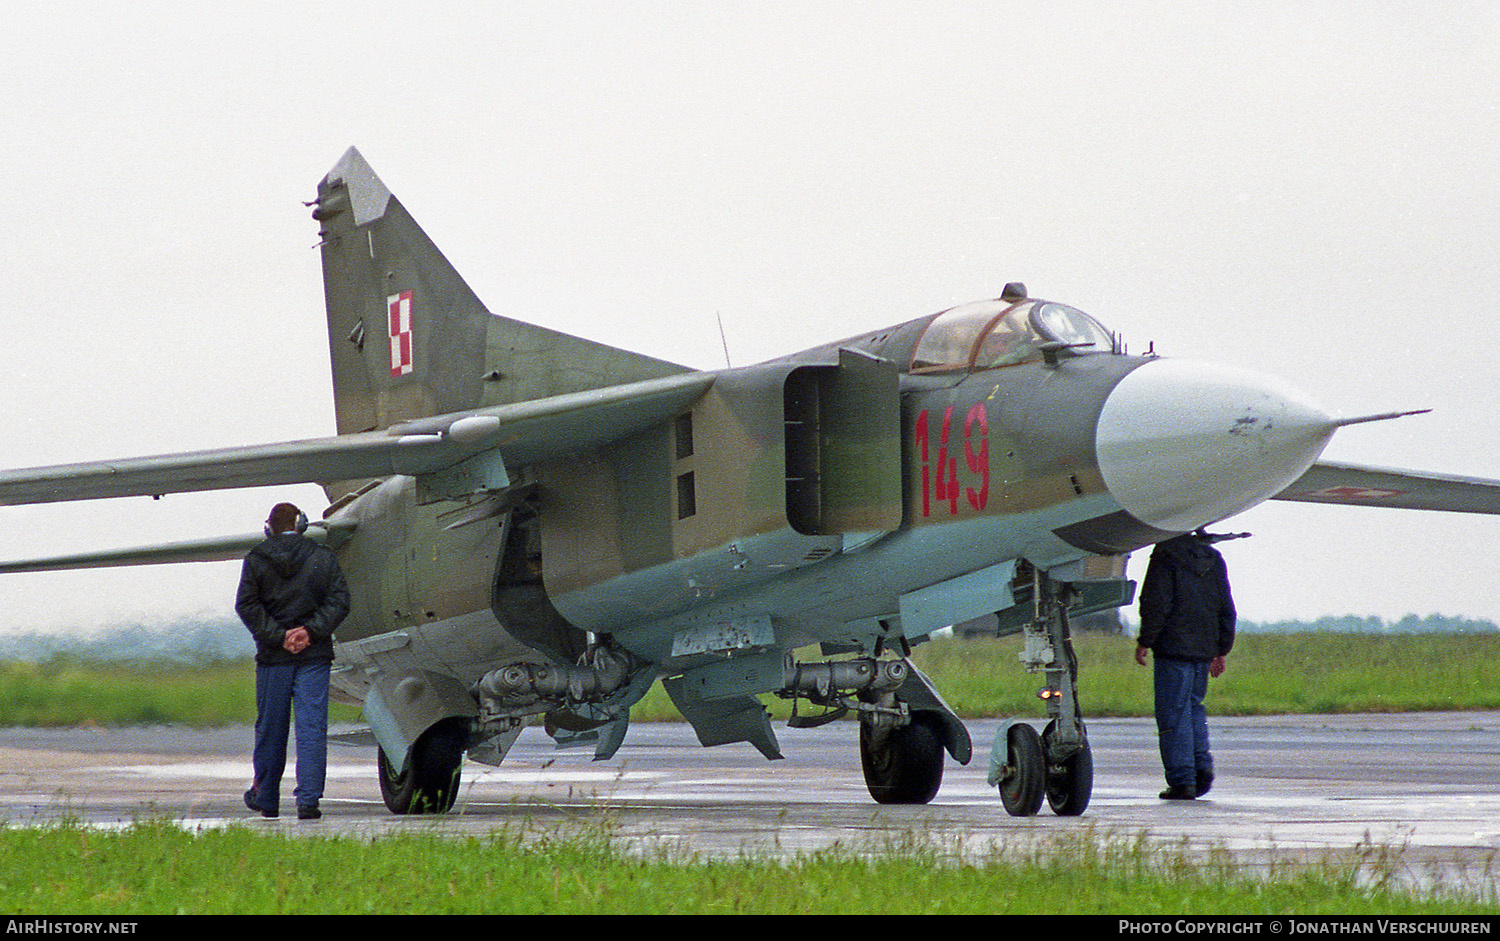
[1031,302,1114,353]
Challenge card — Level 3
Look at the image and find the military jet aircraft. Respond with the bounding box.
[5,147,1500,817]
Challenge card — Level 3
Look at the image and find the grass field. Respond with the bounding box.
[4,632,1500,727]
[907,631,1500,718]
[4,633,1499,914]
[1,820,1492,915]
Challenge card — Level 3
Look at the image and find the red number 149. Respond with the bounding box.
[915,404,988,517]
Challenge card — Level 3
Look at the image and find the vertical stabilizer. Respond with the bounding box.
[311,147,692,445]
[313,147,489,436]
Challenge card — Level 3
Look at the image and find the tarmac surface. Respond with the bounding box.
[3,713,1499,886]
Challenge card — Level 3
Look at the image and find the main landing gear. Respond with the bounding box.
[378,716,468,814]
[988,566,1094,816]
[777,653,965,805]
[860,710,945,804]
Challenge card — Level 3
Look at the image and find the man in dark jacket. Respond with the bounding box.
[1135,530,1236,800]
[236,502,350,819]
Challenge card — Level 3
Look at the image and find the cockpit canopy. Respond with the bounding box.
[909,299,1116,374]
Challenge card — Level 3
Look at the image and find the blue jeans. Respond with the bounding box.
[251,660,330,811]
[1153,656,1212,789]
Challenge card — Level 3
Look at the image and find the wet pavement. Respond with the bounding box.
[3,713,1499,884]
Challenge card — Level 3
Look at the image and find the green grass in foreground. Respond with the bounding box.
[0,820,1492,915]
[4,632,1500,728]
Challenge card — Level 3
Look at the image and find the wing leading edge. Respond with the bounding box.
[0,371,713,507]
[1273,460,1500,515]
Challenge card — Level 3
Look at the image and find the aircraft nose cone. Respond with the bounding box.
[1095,359,1336,532]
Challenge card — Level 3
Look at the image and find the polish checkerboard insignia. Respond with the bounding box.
[387,290,414,377]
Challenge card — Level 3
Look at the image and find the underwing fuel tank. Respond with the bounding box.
[1094,357,1338,534]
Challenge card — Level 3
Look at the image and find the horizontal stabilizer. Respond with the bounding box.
[0,372,712,507]
[1274,460,1500,514]
[0,520,355,574]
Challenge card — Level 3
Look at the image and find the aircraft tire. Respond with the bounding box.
[860,710,944,805]
[997,722,1045,816]
[377,717,468,815]
[1042,720,1093,816]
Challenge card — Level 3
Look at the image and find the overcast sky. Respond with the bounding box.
[1,2,1498,635]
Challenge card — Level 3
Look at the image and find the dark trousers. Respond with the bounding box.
[1153,656,1212,788]
[251,660,330,812]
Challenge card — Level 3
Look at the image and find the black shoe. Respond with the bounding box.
[1196,771,1214,797]
[1159,785,1198,800]
[297,805,322,820]
[243,788,278,818]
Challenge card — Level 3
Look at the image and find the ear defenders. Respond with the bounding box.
[264,510,310,538]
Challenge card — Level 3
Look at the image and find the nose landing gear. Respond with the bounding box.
[988,567,1094,816]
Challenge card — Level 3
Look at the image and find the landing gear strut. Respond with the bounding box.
[990,565,1094,816]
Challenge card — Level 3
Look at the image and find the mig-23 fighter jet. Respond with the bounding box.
[5,148,1500,816]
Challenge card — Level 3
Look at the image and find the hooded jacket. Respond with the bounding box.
[236,532,350,665]
[1136,534,1236,662]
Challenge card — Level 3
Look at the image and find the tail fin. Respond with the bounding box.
[312,147,688,437]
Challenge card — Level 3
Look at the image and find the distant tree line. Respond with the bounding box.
[1,611,1496,664]
[1234,613,1500,635]
[1109,612,1499,637]
[0,616,250,663]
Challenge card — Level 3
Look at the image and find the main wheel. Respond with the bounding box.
[1042,720,1094,817]
[860,711,944,805]
[378,717,468,815]
[997,722,1045,816]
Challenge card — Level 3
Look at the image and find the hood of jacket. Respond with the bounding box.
[250,533,319,580]
[1154,533,1221,576]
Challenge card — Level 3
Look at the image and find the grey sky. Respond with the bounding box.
[1,2,1498,633]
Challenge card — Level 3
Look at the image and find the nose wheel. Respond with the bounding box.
[1042,719,1093,816]
[995,722,1045,815]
